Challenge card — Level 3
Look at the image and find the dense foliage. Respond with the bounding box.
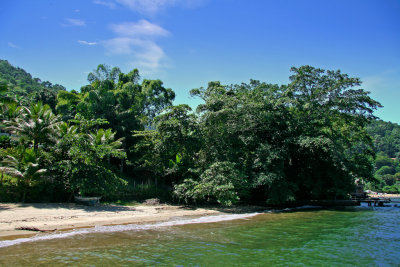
[0,60,65,109]
[365,152,400,193]
[137,66,382,205]
[1,61,393,205]
[367,120,400,158]
[364,120,400,193]
[0,62,175,202]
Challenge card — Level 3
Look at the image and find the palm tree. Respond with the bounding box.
[54,121,78,141]
[88,128,125,165]
[1,102,23,122]
[0,148,46,203]
[5,102,60,152]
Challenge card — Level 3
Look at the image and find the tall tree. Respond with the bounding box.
[174,66,381,205]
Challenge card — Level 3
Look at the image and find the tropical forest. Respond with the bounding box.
[0,59,399,205]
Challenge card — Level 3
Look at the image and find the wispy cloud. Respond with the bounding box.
[62,18,86,27]
[116,0,178,14]
[8,42,19,49]
[362,69,400,93]
[133,40,168,71]
[103,37,134,54]
[95,0,205,15]
[102,20,170,74]
[110,20,169,37]
[93,0,117,9]
[78,40,98,46]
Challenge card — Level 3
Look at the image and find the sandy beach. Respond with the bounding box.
[0,203,263,240]
[368,194,400,198]
[2,195,398,240]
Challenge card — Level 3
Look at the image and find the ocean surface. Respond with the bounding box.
[0,201,399,266]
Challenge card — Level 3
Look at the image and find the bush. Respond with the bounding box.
[0,174,20,202]
[174,161,246,206]
[0,135,12,148]
[103,177,172,202]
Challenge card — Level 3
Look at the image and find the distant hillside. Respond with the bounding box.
[0,59,66,108]
[367,120,400,158]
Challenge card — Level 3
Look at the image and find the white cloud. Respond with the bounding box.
[103,37,135,54]
[134,40,169,70]
[103,37,169,72]
[116,0,177,14]
[110,20,169,37]
[78,40,98,45]
[7,42,19,48]
[93,0,117,9]
[92,0,206,14]
[115,0,205,15]
[102,20,170,74]
[362,69,400,95]
[62,18,86,27]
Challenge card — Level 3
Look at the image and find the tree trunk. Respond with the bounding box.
[120,140,126,173]
[22,184,27,203]
[33,141,39,154]
[68,191,74,202]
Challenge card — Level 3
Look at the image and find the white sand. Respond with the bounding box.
[0,203,226,239]
[368,194,400,198]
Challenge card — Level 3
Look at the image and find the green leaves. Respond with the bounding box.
[50,118,127,197]
[173,66,381,205]
[174,162,244,206]
[0,147,46,202]
[87,64,121,84]
[5,102,60,151]
[0,63,384,204]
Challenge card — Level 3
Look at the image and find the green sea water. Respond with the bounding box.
[0,203,399,266]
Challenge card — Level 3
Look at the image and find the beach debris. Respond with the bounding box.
[15,226,56,232]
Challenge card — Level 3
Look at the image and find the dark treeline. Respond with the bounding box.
[0,61,390,205]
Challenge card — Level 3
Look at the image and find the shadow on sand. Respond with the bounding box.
[10,203,137,212]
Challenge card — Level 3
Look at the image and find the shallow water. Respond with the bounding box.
[0,203,399,266]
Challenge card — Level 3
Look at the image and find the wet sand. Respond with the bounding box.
[0,203,263,239]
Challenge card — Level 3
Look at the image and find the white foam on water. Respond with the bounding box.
[0,212,260,248]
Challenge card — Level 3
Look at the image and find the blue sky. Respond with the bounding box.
[1,0,399,123]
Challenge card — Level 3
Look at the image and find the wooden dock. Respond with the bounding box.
[358,197,392,207]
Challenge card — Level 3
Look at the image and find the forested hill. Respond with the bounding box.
[0,59,65,108]
[367,120,400,158]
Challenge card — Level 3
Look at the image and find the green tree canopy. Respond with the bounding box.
[173,66,381,205]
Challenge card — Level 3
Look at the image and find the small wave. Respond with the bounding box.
[0,212,259,248]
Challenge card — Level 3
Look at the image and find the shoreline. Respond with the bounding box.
[0,203,265,240]
[2,196,398,241]
[368,194,400,198]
